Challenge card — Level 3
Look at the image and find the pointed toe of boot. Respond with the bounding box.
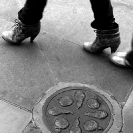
[2,30,14,43]
[110,52,133,67]
[83,42,92,51]
[2,19,40,44]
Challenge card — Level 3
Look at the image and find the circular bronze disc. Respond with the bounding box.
[42,86,113,133]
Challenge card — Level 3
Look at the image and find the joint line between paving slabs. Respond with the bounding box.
[36,40,59,84]
[124,84,133,106]
[0,97,32,113]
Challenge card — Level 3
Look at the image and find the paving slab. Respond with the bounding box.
[17,0,25,8]
[112,2,133,52]
[0,36,57,110]
[122,86,133,133]
[0,0,20,21]
[22,120,43,133]
[0,99,32,133]
[37,33,133,104]
[41,1,94,45]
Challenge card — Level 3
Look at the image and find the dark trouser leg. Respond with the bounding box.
[83,0,120,53]
[18,0,47,25]
[90,0,118,30]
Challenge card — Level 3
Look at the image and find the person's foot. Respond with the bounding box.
[83,27,120,54]
[110,52,133,67]
[2,19,41,44]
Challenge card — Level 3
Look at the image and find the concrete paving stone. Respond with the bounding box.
[17,0,26,8]
[41,1,94,45]
[113,5,133,52]
[22,120,42,133]
[0,35,56,110]
[0,99,32,133]
[122,87,133,133]
[37,33,133,104]
[48,0,90,6]
[0,0,20,22]
[0,18,14,34]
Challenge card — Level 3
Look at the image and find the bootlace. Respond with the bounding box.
[94,30,103,46]
[93,30,99,44]
[93,36,100,45]
[12,19,23,35]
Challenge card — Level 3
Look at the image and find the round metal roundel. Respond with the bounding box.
[42,86,113,133]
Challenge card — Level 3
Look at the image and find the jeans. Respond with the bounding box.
[18,0,118,30]
[18,0,47,25]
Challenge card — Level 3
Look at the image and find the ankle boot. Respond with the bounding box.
[2,19,41,44]
[83,27,120,53]
[110,52,133,67]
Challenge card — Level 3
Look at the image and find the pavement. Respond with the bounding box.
[0,0,133,132]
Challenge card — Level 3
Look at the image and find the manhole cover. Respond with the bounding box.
[42,86,113,133]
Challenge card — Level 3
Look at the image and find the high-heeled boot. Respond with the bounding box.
[83,27,120,53]
[2,19,41,44]
[110,35,133,67]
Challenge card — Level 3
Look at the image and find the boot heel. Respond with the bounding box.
[30,33,39,43]
[111,45,119,53]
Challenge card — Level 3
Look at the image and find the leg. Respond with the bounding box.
[83,0,120,53]
[18,0,47,25]
[2,0,47,44]
[90,0,117,30]
[110,36,133,67]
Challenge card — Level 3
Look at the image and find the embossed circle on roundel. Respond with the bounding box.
[42,87,113,133]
